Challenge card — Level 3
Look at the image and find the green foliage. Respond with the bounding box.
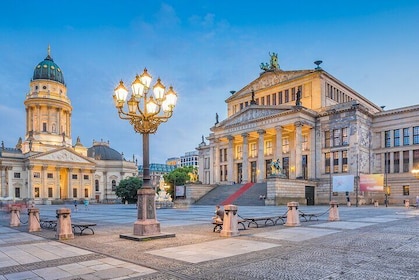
[115,177,142,203]
[163,166,197,196]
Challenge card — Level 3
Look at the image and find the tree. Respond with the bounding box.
[163,166,197,197]
[115,177,142,203]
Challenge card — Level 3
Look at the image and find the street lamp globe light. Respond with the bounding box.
[113,68,177,236]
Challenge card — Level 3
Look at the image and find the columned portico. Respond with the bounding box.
[257,129,266,182]
[241,133,249,183]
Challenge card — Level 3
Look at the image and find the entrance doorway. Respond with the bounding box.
[237,163,242,184]
[250,161,256,182]
[305,186,315,205]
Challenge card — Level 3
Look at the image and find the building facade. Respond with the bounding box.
[0,49,137,204]
[197,55,419,205]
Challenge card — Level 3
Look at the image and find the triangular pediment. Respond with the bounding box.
[29,147,94,164]
[227,70,314,101]
[215,106,293,129]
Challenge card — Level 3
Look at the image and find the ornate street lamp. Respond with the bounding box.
[113,68,177,236]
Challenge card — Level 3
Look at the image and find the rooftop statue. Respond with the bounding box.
[260,52,280,71]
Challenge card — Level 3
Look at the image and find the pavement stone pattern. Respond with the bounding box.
[0,204,417,279]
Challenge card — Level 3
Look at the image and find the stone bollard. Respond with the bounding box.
[55,208,74,240]
[9,206,21,227]
[285,202,301,227]
[328,201,340,221]
[220,204,240,237]
[28,208,41,232]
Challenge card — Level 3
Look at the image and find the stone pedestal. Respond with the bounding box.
[220,204,240,237]
[328,201,340,221]
[9,206,21,227]
[55,208,74,240]
[28,208,41,232]
[285,202,301,227]
[133,187,161,236]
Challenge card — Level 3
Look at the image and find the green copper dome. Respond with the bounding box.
[32,50,65,85]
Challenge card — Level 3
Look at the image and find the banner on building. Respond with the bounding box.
[332,175,355,192]
[175,185,186,198]
[360,174,384,192]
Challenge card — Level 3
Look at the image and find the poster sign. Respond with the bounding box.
[175,185,185,197]
[360,174,384,191]
[332,175,355,192]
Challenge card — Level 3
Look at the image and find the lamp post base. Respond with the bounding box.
[133,220,161,236]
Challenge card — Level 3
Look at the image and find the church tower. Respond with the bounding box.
[22,46,73,153]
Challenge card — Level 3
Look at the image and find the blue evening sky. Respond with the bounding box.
[1,1,418,163]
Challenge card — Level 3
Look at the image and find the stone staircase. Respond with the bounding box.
[194,183,267,206]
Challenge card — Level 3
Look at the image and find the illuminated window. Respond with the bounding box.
[325,152,331,174]
[34,187,40,198]
[403,185,409,196]
[265,140,272,155]
[302,135,309,151]
[236,145,242,159]
[325,130,331,148]
[33,172,40,178]
[342,150,348,172]
[333,151,339,173]
[282,137,289,154]
[250,143,257,158]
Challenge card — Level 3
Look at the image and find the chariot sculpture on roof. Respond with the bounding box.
[260,52,280,71]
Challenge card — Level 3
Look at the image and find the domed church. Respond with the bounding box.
[0,47,137,204]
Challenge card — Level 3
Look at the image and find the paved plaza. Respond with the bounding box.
[0,203,418,279]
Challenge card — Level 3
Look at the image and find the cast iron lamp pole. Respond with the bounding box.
[113,68,177,236]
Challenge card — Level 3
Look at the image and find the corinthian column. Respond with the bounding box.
[241,133,249,183]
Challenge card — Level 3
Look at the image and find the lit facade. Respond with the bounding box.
[197,55,419,204]
[0,49,137,203]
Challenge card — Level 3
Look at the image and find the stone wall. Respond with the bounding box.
[266,177,318,206]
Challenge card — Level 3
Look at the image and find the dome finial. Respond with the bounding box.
[48,44,51,56]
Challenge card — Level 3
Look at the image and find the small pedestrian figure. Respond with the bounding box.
[84,199,89,210]
[213,205,224,223]
[74,200,78,212]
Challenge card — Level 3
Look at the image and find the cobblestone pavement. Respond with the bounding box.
[0,204,418,279]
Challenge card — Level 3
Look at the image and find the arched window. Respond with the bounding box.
[95,180,99,192]
[111,180,117,191]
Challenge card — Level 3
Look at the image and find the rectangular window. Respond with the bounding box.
[219,149,224,162]
[394,152,400,173]
[325,131,331,148]
[413,150,419,170]
[261,97,265,105]
[394,129,400,147]
[342,128,348,145]
[73,188,77,198]
[414,126,419,144]
[236,145,242,159]
[48,187,53,198]
[250,143,257,157]
[302,135,309,151]
[272,93,277,105]
[15,187,20,198]
[403,151,409,172]
[33,172,40,178]
[84,175,89,180]
[282,137,290,154]
[333,129,341,146]
[265,140,272,155]
[385,152,391,174]
[282,157,289,178]
[325,152,331,174]
[84,188,89,198]
[72,174,78,180]
[291,88,296,101]
[279,91,283,104]
[47,173,53,179]
[34,187,40,198]
[284,90,289,103]
[342,150,348,172]
[240,103,244,110]
[42,122,47,132]
[14,172,21,179]
[333,151,339,173]
[266,95,271,105]
[403,128,409,145]
[403,185,409,196]
[384,130,391,147]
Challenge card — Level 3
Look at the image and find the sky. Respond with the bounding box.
[1,1,419,164]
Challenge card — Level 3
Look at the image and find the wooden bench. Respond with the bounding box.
[72,222,97,235]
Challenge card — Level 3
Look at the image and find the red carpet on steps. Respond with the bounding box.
[220,182,255,205]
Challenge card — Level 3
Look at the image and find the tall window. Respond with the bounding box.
[282,137,289,153]
[325,131,331,148]
[284,90,289,103]
[282,157,289,178]
[15,187,20,198]
[250,143,257,157]
[384,130,391,147]
[414,126,419,144]
[403,185,410,196]
[34,187,40,198]
[111,180,117,191]
[342,128,348,145]
[325,152,331,174]
[403,128,409,145]
[413,150,419,171]
[302,135,309,151]
[394,129,400,147]
[73,188,77,198]
[42,122,47,132]
[291,88,296,101]
[48,188,53,198]
[272,93,277,105]
[403,151,409,172]
[333,151,339,173]
[95,179,99,192]
[84,188,89,198]
[394,152,400,173]
[265,140,272,155]
[342,150,348,172]
[333,129,341,146]
[236,145,242,159]
[279,91,283,104]
[384,152,391,174]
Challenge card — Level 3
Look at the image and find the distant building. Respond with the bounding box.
[197,54,419,205]
[180,151,199,168]
[0,48,137,203]
[138,163,176,189]
[166,157,180,167]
